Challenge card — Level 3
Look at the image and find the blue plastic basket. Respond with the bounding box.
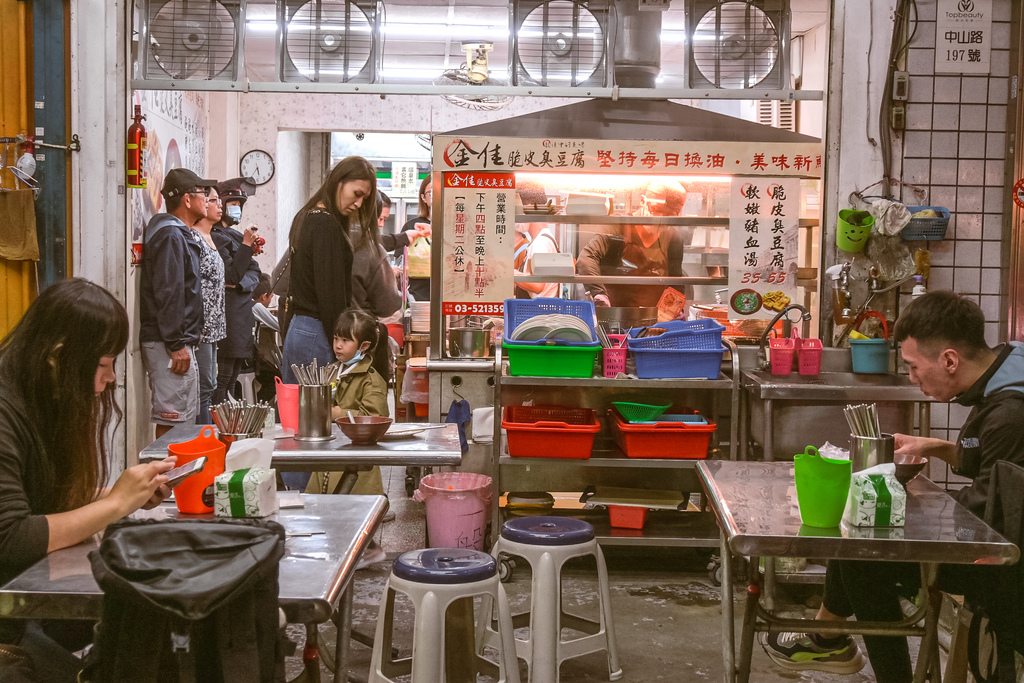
[626,319,726,351]
[901,206,950,241]
[632,346,727,380]
[503,297,599,348]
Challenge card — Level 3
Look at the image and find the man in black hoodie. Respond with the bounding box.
[762,292,1024,682]
[139,168,216,437]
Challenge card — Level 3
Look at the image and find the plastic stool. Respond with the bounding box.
[479,517,622,683]
[369,548,521,683]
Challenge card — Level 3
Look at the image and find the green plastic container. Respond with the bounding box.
[837,209,874,253]
[794,445,852,528]
[503,343,601,378]
[612,402,672,423]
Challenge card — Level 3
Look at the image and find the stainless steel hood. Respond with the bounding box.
[442,98,821,144]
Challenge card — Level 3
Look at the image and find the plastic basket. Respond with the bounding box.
[603,347,627,378]
[798,337,823,375]
[901,206,950,241]
[609,505,648,530]
[503,342,601,378]
[769,337,796,375]
[502,405,600,459]
[609,408,716,459]
[503,297,599,347]
[631,346,727,380]
[611,402,671,423]
[626,319,725,351]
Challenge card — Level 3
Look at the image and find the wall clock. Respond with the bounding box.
[240,149,275,185]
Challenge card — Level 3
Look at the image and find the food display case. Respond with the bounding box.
[426,99,824,548]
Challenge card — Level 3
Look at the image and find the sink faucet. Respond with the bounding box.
[757,304,812,370]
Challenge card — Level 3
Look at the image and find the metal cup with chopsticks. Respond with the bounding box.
[291,360,341,442]
[844,403,894,472]
[211,397,273,444]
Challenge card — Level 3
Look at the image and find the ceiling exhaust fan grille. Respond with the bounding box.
[512,0,610,87]
[687,0,788,90]
[144,0,242,81]
[281,0,377,83]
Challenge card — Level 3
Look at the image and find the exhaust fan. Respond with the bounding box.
[280,0,378,83]
[435,42,513,111]
[511,0,611,87]
[686,0,789,90]
[140,0,243,81]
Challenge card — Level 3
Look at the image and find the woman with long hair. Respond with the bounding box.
[281,156,378,384]
[0,278,175,677]
[398,175,433,302]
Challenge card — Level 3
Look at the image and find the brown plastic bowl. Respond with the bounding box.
[894,454,928,486]
[335,416,394,445]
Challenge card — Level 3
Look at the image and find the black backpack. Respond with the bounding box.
[81,518,289,683]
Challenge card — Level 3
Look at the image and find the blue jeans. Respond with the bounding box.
[280,315,334,490]
[195,342,217,424]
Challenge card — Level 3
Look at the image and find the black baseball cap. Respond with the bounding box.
[162,168,217,199]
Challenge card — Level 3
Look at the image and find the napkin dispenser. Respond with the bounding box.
[214,466,278,518]
[844,463,906,527]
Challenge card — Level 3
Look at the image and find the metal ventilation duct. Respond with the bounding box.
[613,0,662,88]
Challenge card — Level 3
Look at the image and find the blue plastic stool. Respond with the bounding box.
[479,517,622,683]
[369,549,520,683]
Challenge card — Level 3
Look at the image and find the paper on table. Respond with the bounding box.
[278,491,305,509]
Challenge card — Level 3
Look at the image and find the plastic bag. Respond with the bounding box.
[407,237,431,279]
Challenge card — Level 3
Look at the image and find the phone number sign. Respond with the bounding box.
[727,178,800,320]
[441,172,515,316]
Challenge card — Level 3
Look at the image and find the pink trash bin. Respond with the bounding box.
[413,472,493,550]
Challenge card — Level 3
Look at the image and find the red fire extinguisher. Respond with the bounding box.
[127,104,147,189]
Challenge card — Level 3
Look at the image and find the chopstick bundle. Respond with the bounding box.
[844,403,881,438]
[290,359,342,386]
[211,397,273,435]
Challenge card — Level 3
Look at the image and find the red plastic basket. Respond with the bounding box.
[769,337,796,375]
[502,405,600,459]
[608,505,648,529]
[798,337,823,375]
[609,408,716,459]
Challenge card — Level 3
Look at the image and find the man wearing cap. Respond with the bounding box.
[211,177,262,405]
[139,168,216,437]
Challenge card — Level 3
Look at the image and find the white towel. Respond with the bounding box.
[472,407,495,444]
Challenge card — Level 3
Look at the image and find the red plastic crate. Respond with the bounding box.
[608,505,648,529]
[609,408,716,459]
[502,405,600,459]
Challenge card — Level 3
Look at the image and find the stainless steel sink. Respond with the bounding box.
[742,370,929,402]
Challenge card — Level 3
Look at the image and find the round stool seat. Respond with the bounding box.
[392,548,497,584]
[500,516,595,546]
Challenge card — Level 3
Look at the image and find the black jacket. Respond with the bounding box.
[576,223,686,307]
[950,342,1024,518]
[140,213,203,351]
[212,225,261,359]
[288,209,353,341]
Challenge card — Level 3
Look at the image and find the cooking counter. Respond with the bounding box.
[742,369,929,402]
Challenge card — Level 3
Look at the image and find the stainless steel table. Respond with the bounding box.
[696,460,1020,683]
[0,495,386,683]
[142,423,463,493]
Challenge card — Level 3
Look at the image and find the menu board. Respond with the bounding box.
[935,0,993,74]
[440,172,515,316]
[727,178,800,320]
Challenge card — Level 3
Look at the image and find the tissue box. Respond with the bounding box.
[845,472,906,527]
[214,467,279,518]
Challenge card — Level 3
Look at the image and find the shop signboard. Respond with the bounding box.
[433,136,822,179]
[934,0,993,74]
[440,172,515,316]
[727,177,800,320]
[392,161,420,196]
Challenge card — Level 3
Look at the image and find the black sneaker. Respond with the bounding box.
[760,631,866,674]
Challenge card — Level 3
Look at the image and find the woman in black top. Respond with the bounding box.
[0,279,175,676]
[281,156,378,383]
[397,175,433,302]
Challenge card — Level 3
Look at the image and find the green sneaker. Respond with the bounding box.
[760,631,866,674]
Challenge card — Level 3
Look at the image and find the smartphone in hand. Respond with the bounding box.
[165,456,208,489]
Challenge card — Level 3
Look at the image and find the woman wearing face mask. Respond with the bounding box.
[281,156,377,384]
[210,178,261,406]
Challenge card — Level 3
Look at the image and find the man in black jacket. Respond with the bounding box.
[140,168,216,437]
[762,292,1024,682]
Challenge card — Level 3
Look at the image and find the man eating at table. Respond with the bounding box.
[762,291,1024,681]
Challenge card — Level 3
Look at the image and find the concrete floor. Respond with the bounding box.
[285,466,922,682]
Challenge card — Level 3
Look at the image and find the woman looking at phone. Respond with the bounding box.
[0,279,176,679]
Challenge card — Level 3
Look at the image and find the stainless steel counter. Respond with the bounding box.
[742,370,929,402]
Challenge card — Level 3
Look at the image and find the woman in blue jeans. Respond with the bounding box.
[281,156,378,488]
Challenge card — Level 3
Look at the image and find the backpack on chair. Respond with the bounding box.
[81,518,290,683]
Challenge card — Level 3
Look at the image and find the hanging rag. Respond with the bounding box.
[471,407,494,444]
[869,199,912,236]
[0,189,38,261]
[445,398,473,453]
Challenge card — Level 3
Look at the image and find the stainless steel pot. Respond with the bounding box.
[448,328,494,357]
[595,307,657,334]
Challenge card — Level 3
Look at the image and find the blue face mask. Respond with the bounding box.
[341,349,364,367]
[225,205,242,222]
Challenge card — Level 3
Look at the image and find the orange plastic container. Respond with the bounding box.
[167,426,226,514]
[609,408,716,459]
[502,405,600,459]
[608,505,648,529]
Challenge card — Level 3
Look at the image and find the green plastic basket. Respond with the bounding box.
[611,402,672,423]
[503,343,601,378]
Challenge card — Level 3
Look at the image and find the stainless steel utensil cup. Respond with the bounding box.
[296,385,334,441]
[849,433,895,472]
